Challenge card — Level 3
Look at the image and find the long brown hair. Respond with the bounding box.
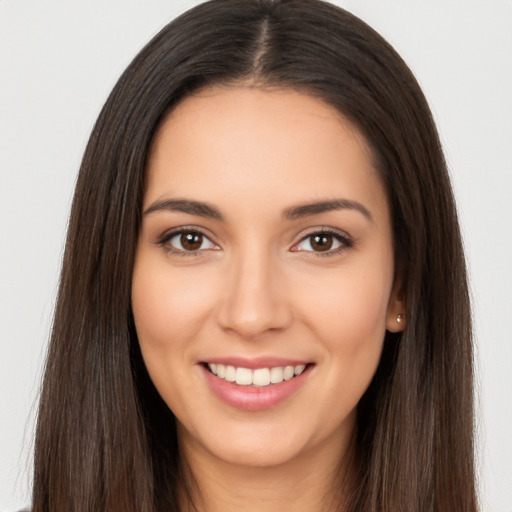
[32,1,478,510]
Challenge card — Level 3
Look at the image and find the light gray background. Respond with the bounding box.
[1,1,511,511]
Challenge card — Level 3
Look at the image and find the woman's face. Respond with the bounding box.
[132,87,403,468]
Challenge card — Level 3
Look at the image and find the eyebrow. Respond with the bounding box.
[283,199,373,222]
[143,198,224,220]
[143,197,373,223]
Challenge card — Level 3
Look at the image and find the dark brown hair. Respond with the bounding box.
[32,1,478,511]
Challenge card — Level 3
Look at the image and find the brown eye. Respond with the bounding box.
[164,230,218,253]
[310,234,333,252]
[292,230,351,255]
[181,232,203,251]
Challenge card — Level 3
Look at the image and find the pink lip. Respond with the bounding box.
[200,363,313,411]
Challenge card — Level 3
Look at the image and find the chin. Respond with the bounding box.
[178,415,317,469]
[209,436,306,468]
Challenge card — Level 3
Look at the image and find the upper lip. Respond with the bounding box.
[201,357,312,369]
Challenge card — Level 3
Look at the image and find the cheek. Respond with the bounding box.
[301,263,392,342]
[131,261,215,352]
[131,260,219,414]
[300,264,392,421]
[296,255,393,398]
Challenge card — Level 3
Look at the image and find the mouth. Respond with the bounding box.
[202,362,311,387]
[200,360,314,411]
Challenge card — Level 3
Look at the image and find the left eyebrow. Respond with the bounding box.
[283,199,373,222]
[143,198,224,220]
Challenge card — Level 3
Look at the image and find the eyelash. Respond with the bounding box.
[291,227,355,258]
[156,227,355,257]
[156,227,218,256]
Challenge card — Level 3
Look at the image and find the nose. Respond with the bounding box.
[216,247,292,339]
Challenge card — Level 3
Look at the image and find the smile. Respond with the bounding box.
[201,360,314,411]
[207,363,307,387]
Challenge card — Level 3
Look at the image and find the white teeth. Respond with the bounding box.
[235,367,252,385]
[269,367,284,383]
[225,365,236,382]
[283,366,295,380]
[207,363,308,387]
[253,368,271,386]
[294,364,306,376]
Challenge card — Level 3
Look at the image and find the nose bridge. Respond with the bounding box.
[218,242,290,338]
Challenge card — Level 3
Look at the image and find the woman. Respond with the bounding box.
[31,1,478,511]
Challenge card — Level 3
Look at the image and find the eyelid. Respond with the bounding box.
[290,227,355,256]
[156,226,220,255]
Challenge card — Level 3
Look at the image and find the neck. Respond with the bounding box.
[177,424,356,512]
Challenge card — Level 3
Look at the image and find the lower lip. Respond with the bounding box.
[200,364,312,411]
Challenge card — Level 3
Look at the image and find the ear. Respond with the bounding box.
[386,279,406,333]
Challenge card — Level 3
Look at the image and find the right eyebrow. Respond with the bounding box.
[143,198,224,220]
[283,198,373,223]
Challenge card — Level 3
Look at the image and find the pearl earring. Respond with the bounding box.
[396,314,406,324]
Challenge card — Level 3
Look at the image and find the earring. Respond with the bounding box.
[396,314,405,324]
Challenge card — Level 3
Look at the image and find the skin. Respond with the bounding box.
[131,86,404,512]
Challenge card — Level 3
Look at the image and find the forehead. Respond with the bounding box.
[144,86,387,220]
